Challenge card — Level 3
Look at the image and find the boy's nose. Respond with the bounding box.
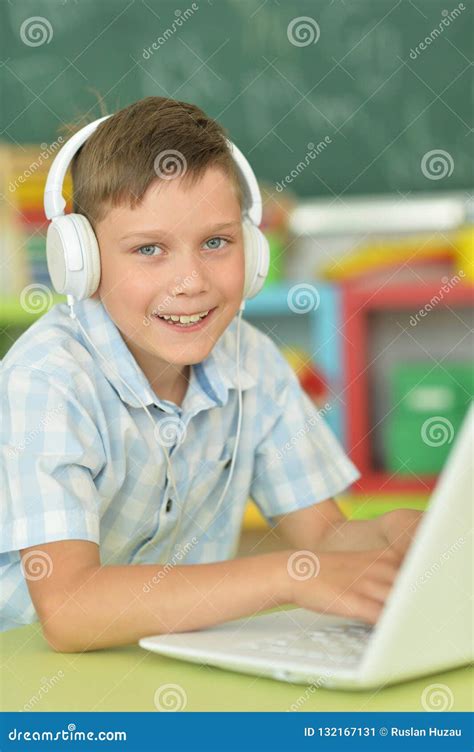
[167,253,211,298]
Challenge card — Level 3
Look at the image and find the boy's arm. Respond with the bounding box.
[20,540,293,653]
[21,535,405,651]
[274,498,424,556]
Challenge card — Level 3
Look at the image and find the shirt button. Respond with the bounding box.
[165,498,173,513]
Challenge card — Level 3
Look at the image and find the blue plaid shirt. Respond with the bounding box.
[1,297,359,631]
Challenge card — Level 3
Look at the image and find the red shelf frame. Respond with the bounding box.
[342,278,473,494]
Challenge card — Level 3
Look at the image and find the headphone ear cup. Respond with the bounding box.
[46,214,100,300]
[73,214,101,298]
[242,219,270,299]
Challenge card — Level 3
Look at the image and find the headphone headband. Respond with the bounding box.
[44,114,262,226]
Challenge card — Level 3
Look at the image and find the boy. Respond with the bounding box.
[1,96,422,650]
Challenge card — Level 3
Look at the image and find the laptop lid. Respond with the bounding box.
[359,403,473,686]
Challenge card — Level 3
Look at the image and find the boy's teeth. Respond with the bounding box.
[156,310,210,324]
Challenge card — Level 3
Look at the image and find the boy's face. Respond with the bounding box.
[93,165,245,387]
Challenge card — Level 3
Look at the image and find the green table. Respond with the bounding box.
[1,621,472,712]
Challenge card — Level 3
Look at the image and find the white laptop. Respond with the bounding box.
[139,404,473,689]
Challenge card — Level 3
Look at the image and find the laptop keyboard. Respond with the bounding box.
[237,622,373,666]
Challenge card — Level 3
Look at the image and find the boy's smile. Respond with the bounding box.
[92,164,245,403]
[150,305,219,331]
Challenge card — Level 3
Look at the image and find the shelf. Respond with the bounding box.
[341,278,474,309]
[352,473,437,494]
[342,277,473,492]
[244,280,335,316]
[243,280,345,445]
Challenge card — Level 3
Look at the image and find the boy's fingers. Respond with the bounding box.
[375,547,405,568]
[344,592,383,626]
[361,549,401,579]
[370,560,401,585]
[358,577,394,605]
[386,537,413,559]
[367,546,402,562]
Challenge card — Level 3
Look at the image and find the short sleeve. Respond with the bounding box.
[250,353,360,526]
[1,365,106,553]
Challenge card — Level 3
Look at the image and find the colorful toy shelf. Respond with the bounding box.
[342,275,473,493]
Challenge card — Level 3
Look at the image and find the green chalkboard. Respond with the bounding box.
[1,0,472,197]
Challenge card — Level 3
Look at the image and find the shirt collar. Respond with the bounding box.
[70,298,256,411]
[196,316,256,406]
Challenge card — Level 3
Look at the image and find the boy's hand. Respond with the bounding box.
[285,547,403,625]
[376,508,425,557]
[313,507,425,558]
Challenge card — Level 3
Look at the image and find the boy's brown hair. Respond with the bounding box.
[65,96,245,228]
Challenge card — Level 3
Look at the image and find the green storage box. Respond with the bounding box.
[263,231,284,287]
[385,363,473,474]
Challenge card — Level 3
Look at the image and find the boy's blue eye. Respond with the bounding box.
[204,237,227,251]
[136,245,162,256]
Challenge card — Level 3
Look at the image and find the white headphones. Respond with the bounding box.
[43,112,269,564]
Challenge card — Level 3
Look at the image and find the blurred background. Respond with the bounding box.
[1,0,472,550]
